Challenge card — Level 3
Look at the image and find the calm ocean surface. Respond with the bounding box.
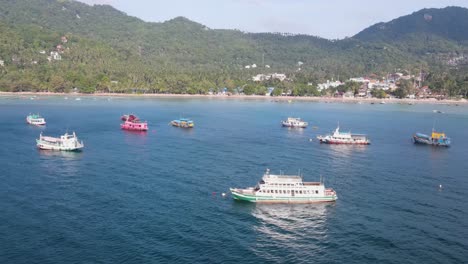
[0,96,467,263]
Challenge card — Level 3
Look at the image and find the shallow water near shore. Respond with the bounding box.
[1,96,467,263]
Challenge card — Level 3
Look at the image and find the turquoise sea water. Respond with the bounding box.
[1,96,467,263]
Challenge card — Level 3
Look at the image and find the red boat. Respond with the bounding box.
[120,114,148,131]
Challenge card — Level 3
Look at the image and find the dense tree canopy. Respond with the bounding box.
[0,1,467,97]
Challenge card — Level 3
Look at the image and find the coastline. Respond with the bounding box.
[1,91,467,105]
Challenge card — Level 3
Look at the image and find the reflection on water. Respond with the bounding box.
[253,204,332,239]
[38,149,83,159]
[428,146,450,160]
[38,150,83,176]
[325,144,368,159]
[251,203,334,260]
[170,126,196,136]
[122,130,149,146]
[285,127,306,134]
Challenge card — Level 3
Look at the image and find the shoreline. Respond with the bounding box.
[1,91,467,105]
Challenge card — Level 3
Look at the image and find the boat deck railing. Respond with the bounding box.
[303,182,322,186]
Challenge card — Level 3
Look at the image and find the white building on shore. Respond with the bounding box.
[317,80,342,92]
[252,73,287,82]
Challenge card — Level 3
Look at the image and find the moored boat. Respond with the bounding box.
[281,117,308,128]
[413,131,450,147]
[171,118,194,128]
[26,113,46,126]
[36,132,84,151]
[230,169,337,203]
[121,114,148,131]
[317,125,370,145]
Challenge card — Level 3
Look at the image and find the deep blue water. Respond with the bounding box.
[1,96,467,263]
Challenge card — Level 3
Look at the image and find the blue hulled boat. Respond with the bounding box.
[413,131,450,147]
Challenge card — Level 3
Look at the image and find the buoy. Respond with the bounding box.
[439,184,443,189]
[212,192,217,196]
[309,138,313,142]
[221,193,226,197]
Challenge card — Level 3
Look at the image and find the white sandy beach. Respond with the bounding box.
[1,91,467,105]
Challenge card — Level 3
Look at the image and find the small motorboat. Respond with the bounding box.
[281,117,308,128]
[171,118,194,128]
[26,113,46,126]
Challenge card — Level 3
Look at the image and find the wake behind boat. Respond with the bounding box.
[317,125,370,145]
[26,113,46,126]
[36,132,84,151]
[230,169,337,203]
[281,117,308,128]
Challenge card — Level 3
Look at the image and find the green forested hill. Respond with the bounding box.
[0,0,467,95]
[354,7,468,42]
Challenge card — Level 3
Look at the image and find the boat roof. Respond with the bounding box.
[175,118,193,122]
[262,174,303,183]
[415,133,430,138]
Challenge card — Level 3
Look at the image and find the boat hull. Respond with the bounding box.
[171,121,194,128]
[230,190,337,204]
[36,141,83,151]
[26,118,46,126]
[318,139,370,145]
[281,123,307,128]
[121,123,148,131]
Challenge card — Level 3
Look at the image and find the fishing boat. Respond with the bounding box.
[230,169,337,203]
[26,113,46,126]
[317,125,370,145]
[413,130,450,147]
[121,114,148,131]
[36,132,84,151]
[281,117,308,128]
[171,118,194,128]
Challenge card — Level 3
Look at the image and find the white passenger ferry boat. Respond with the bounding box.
[316,126,370,145]
[26,113,46,126]
[36,132,84,151]
[281,117,308,128]
[230,169,337,203]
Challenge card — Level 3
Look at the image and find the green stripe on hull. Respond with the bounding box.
[231,192,337,203]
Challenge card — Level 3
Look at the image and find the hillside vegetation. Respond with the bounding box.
[0,0,467,96]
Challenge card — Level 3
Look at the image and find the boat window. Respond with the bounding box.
[315,190,318,194]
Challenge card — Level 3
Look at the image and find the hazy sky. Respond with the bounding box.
[78,0,468,39]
